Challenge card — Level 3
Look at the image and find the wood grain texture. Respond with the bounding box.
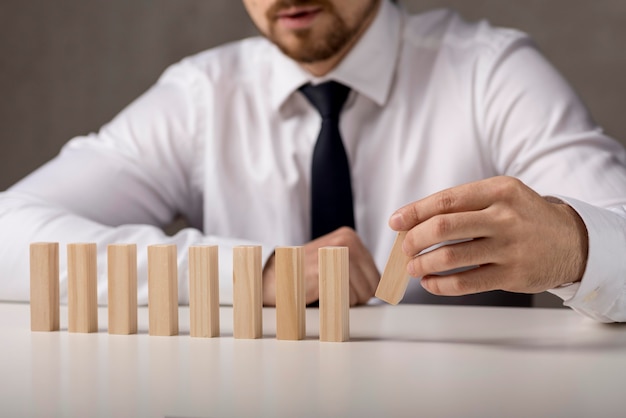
[233,246,262,339]
[375,231,411,305]
[189,245,220,338]
[68,243,98,333]
[148,244,179,336]
[107,244,138,335]
[29,242,60,332]
[275,246,305,341]
[319,247,350,342]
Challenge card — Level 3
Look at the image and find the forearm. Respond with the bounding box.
[0,190,274,306]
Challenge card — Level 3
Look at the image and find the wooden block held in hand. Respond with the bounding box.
[30,242,60,332]
[107,244,138,335]
[68,243,99,333]
[375,231,411,305]
[233,246,262,339]
[189,245,220,338]
[319,246,349,342]
[275,246,305,341]
[148,244,179,336]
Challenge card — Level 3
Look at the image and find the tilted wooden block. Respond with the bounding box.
[319,246,349,342]
[275,246,305,341]
[148,244,179,336]
[68,243,98,333]
[189,245,220,338]
[233,246,263,339]
[375,231,411,305]
[107,244,138,335]
[30,242,60,332]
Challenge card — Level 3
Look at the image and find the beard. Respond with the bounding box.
[264,0,379,63]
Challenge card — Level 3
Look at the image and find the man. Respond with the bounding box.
[1,0,625,322]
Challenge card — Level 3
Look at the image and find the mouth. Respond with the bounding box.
[275,6,323,30]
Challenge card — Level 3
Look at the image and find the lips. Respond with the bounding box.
[275,6,323,30]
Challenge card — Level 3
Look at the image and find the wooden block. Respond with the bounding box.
[375,231,411,305]
[189,245,220,338]
[30,242,60,332]
[319,246,349,342]
[233,246,262,339]
[107,244,138,335]
[148,244,179,336]
[68,243,98,333]
[275,246,305,341]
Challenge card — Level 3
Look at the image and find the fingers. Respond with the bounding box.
[304,277,320,305]
[418,263,536,296]
[316,227,380,305]
[403,210,494,257]
[262,254,277,306]
[349,285,359,307]
[303,248,321,305]
[385,176,588,298]
[389,176,525,231]
[407,238,495,278]
[420,265,500,296]
[348,261,379,306]
[390,180,494,231]
[350,242,381,304]
[303,227,380,306]
[347,238,380,306]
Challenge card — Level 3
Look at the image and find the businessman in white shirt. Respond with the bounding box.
[1,0,626,322]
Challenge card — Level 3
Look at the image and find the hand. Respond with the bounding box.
[262,227,380,306]
[388,176,588,296]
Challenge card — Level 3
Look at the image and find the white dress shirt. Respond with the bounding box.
[2,1,626,322]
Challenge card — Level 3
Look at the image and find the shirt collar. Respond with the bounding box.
[270,0,402,111]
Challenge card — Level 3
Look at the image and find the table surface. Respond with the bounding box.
[1,302,626,418]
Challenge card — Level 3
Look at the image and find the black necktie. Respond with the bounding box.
[300,81,355,240]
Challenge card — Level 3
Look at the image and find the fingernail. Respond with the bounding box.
[389,212,404,229]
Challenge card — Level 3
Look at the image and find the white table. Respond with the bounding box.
[1,302,625,418]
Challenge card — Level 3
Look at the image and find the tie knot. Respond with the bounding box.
[299,81,351,120]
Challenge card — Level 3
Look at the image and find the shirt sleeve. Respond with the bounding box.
[549,198,626,323]
[476,33,626,322]
[0,62,268,306]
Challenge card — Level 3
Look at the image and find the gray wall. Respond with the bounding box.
[0,0,257,191]
[404,0,626,149]
[2,0,625,307]
[2,0,625,190]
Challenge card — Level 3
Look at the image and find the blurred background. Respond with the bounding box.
[1,0,625,306]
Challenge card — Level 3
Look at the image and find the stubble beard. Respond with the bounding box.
[264,0,379,64]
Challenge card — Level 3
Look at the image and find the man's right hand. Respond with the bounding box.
[262,227,380,306]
